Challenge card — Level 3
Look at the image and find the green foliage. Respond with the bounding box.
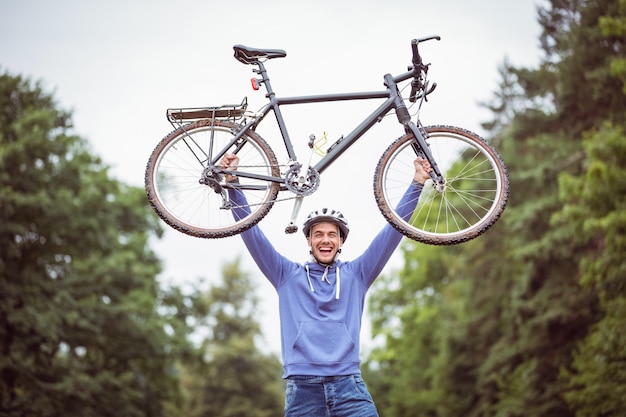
[599,0,626,92]
[365,0,626,416]
[179,259,284,417]
[0,70,195,416]
[555,124,626,416]
[0,69,283,417]
[367,243,473,416]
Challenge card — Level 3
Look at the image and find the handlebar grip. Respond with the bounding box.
[411,35,441,68]
[411,39,422,67]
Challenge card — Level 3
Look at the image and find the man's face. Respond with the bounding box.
[307,222,343,264]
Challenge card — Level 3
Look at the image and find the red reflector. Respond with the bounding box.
[250,78,260,91]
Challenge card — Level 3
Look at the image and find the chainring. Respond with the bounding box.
[284,164,320,196]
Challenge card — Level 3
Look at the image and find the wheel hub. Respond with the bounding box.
[199,167,223,193]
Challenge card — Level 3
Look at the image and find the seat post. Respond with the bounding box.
[254,60,277,99]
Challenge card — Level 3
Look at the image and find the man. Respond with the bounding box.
[221,153,431,417]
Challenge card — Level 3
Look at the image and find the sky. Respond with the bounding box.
[1,0,544,355]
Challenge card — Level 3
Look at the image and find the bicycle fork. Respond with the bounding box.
[407,122,446,192]
[384,74,445,191]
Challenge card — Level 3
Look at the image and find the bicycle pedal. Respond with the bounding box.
[284,224,298,234]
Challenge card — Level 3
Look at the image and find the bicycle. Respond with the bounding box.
[145,36,509,245]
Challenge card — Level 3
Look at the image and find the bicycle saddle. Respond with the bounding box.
[233,45,287,65]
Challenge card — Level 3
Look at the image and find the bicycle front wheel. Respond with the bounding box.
[374,125,509,245]
[145,119,280,238]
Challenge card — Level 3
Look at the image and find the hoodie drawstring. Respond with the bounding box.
[336,267,341,299]
[305,264,341,299]
[305,264,315,292]
[321,265,330,283]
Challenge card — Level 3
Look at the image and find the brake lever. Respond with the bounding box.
[410,80,438,104]
[424,82,437,100]
[409,79,421,103]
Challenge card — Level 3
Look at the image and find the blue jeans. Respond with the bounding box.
[284,374,379,417]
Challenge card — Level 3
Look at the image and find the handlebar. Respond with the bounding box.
[407,35,441,102]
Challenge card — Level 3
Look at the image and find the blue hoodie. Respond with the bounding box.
[228,183,422,378]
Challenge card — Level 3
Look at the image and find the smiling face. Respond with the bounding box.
[307,221,343,264]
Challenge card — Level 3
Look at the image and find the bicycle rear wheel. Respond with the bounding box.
[145,119,280,238]
[374,125,509,245]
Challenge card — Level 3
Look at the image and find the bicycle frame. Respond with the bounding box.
[260,90,390,174]
[216,60,443,185]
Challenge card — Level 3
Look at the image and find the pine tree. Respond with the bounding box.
[180,259,284,417]
[364,1,626,416]
[0,71,194,416]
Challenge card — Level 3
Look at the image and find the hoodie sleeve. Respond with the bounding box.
[352,182,423,288]
[227,185,293,289]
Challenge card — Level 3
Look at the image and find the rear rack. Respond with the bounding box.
[167,97,248,125]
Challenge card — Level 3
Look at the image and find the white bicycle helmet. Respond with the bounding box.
[302,208,350,241]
